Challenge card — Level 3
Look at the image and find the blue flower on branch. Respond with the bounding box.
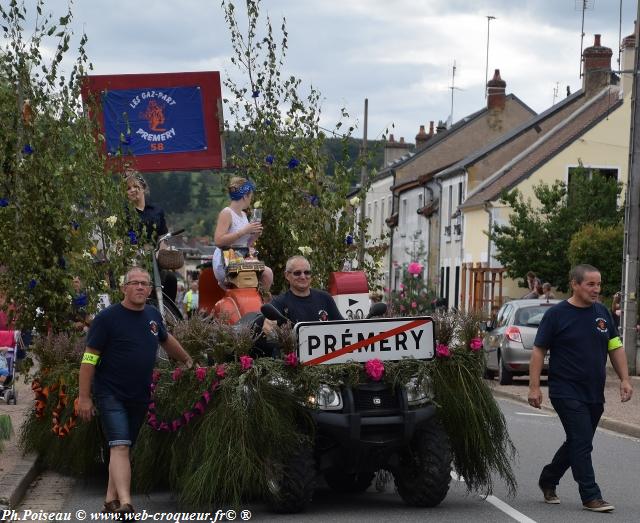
[0,198,8,207]
[264,119,272,126]
[28,279,37,290]
[127,229,138,245]
[345,234,354,245]
[70,220,80,230]
[73,293,88,308]
[265,155,274,165]
[288,157,300,169]
[252,90,260,98]
[306,195,319,207]
[22,144,33,155]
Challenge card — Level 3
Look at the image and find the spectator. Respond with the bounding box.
[524,271,542,298]
[541,282,556,300]
[182,280,199,318]
[611,292,622,331]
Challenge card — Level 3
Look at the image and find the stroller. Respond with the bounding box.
[0,330,24,405]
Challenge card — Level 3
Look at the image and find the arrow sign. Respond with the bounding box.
[348,298,358,306]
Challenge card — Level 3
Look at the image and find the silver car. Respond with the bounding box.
[483,299,561,385]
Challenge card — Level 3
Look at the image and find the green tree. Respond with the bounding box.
[568,223,623,297]
[221,0,383,291]
[0,0,137,333]
[489,170,622,292]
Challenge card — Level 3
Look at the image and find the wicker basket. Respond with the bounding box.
[157,249,184,270]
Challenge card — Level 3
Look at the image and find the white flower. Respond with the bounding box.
[253,200,262,209]
[284,116,293,125]
[291,230,299,242]
[101,280,109,289]
[305,165,313,174]
[82,250,93,259]
[349,196,360,207]
[105,215,118,227]
[298,246,313,256]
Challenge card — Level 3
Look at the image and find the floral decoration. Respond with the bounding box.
[365,358,385,381]
[436,343,451,358]
[239,355,253,371]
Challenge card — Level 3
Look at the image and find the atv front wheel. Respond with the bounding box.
[265,445,315,513]
[394,420,452,507]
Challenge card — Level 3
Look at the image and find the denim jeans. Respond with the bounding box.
[95,393,149,447]
[539,397,604,503]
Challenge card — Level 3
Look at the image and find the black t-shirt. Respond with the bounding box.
[136,203,168,242]
[534,300,617,403]
[87,303,168,402]
[271,289,344,324]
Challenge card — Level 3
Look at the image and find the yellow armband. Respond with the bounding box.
[81,352,100,365]
[608,336,623,351]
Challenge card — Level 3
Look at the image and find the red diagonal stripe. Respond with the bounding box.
[302,318,431,366]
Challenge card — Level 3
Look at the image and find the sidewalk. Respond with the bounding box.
[1,368,638,509]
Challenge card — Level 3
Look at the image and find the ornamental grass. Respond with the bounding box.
[19,312,518,505]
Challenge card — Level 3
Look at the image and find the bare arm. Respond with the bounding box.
[160,333,193,368]
[214,209,262,246]
[78,347,100,422]
[609,347,633,402]
[528,345,547,408]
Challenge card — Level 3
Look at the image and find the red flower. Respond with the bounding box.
[171,367,183,381]
[408,261,423,275]
[470,338,483,352]
[151,370,161,384]
[240,355,253,371]
[284,352,298,367]
[195,366,207,382]
[365,359,385,381]
[215,364,226,378]
[436,344,451,358]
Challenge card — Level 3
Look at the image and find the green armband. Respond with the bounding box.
[81,352,100,365]
[608,336,623,351]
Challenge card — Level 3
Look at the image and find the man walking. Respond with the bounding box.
[78,267,193,515]
[528,264,633,513]
[182,280,199,318]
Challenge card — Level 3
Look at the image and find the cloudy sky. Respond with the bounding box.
[28,0,639,141]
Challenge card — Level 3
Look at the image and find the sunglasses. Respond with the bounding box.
[288,270,312,277]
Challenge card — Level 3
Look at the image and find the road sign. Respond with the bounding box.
[295,316,435,365]
[332,293,370,319]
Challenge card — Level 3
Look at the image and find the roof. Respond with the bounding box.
[461,86,623,209]
[377,94,535,177]
[436,90,585,180]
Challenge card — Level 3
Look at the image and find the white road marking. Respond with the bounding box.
[515,411,553,417]
[452,471,538,523]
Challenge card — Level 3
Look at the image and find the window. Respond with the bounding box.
[447,185,453,227]
[401,198,408,227]
[454,266,460,309]
[380,199,385,235]
[458,181,464,205]
[418,193,423,210]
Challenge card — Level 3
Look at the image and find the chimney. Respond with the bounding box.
[384,133,411,165]
[428,121,434,137]
[621,24,636,97]
[487,69,506,111]
[415,125,429,150]
[436,120,447,133]
[582,34,612,97]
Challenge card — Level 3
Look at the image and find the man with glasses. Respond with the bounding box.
[269,255,343,324]
[78,267,193,515]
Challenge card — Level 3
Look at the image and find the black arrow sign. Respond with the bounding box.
[348,298,358,306]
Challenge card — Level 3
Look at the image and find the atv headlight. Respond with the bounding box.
[308,384,343,410]
[406,376,433,406]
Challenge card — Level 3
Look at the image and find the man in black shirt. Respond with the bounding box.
[528,264,633,513]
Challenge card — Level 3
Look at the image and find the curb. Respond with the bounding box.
[491,389,640,439]
[0,453,41,509]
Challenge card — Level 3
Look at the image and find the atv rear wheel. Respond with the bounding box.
[265,444,315,513]
[395,420,452,507]
[324,469,375,494]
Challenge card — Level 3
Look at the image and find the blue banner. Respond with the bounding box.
[102,86,207,156]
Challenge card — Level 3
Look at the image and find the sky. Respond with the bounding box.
[18,0,640,142]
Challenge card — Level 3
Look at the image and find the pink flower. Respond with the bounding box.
[408,261,423,275]
[183,411,195,422]
[470,338,483,352]
[171,419,182,431]
[202,390,211,403]
[284,352,298,367]
[195,366,207,382]
[365,359,385,381]
[399,305,405,312]
[151,370,161,383]
[436,344,451,358]
[194,401,206,414]
[240,355,253,371]
[411,301,417,309]
[171,367,183,381]
[215,364,226,378]
[399,283,405,289]
[159,422,170,432]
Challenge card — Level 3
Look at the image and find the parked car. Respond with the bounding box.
[483,299,561,385]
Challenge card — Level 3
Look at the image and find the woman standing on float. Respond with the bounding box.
[212,176,273,291]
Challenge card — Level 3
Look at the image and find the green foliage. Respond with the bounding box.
[221,0,384,291]
[489,170,622,292]
[568,223,623,297]
[0,0,137,333]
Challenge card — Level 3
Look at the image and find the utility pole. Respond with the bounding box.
[484,15,496,99]
[622,0,640,375]
[358,98,368,269]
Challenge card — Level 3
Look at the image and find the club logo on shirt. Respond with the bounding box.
[318,310,329,321]
[595,317,608,333]
[149,320,159,336]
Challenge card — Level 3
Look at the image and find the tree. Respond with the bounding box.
[221,0,383,291]
[0,0,137,333]
[568,223,623,297]
[489,170,622,292]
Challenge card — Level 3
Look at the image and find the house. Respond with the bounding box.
[381,71,536,292]
[457,34,631,314]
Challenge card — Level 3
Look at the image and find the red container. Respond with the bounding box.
[328,271,369,296]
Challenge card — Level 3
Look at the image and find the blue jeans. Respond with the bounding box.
[95,393,149,448]
[539,398,604,503]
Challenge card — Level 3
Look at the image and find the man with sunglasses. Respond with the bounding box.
[270,255,343,324]
[78,267,192,515]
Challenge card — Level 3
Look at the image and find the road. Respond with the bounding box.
[18,398,640,522]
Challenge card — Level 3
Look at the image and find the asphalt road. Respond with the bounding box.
[36,398,640,522]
